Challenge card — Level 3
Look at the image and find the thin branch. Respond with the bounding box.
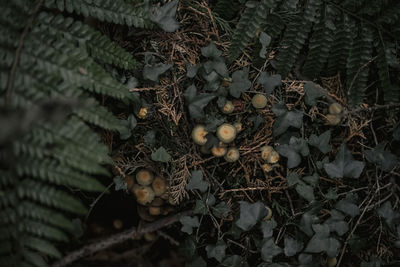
[52,211,191,267]
[5,0,44,105]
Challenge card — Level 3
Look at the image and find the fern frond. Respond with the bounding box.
[213,0,240,20]
[43,0,153,28]
[375,38,399,103]
[274,0,322,77]
[346,26,374,106]
[228,0,277,61]
[326,14,355,75]
[302,4,336,78]
[36,13,138,70]
[376,1,400,25]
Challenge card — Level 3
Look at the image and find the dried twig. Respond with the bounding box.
[52,211,191,267]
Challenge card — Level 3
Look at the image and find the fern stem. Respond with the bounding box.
[5,0,43,106]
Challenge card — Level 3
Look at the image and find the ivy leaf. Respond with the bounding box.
[276,137,309,168]
[377,201,400,229]
[335,199,360,218]
[300,212,320,237]
[151,146,171,162]
[259,32,271,59]
[287,172,301,186]
[236,201,268,231]
[304,82,326,106]
[113,176,127,191]
[261,239,282,262]
[186,256,207,267]
[393,122,400,141]
[143,63,172,82]
[212,201,231,218]
[150,0,179,32]
[201,42,222,58]
[203,59,228,77]
[325,210,349,236]
[324,144,365,179]
[303,173,319,187]
[179,237,196,260]
[229,68,251,98]
[296,183,315,202]
[365,143,398,172]
[260,219,278,239]
[184,85,215,119]
[284,236,304,257]
[222,255,246,267]
[257,72,282,95]
[305,224,341,257]
[206,241,227,262]
[323,188,338,200]
[194,194,216,214]
[272,103,303,136]
[309,130,332,154]
[186,170,209,193]
[187,63,200,78]
[180,216,200,234]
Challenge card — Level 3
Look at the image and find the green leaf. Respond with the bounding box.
[284,236,304,257]
[276,137,309,168]
[236,201,268,231]
[305,224,341,257]
[180,216,200,234]
[187,63,200,78]
[201,42,223,58]
[365,143,398,172]
[272,103,303,136]
[144,130,156,146]
[206,240,227,262]
[260,219,278,238]
[150,0,179,32]
[324,144,365,179]
[222,255,246,267]
[229,68,251,98]
[257,72,282,95]
[194,194,216,214]
[186,256,207,267]
[261,239,282,262]
[393,122,400,141]
[287,172,301,186]
[323,188,338,200]
[325,210,349,236]
[186,170,209,193]
[212,201,231,218]
[296,183,315,202]
[143,63,172,82]
[127,114,137,130]
[184,85,216,119]
[203,59,228,77]
[377,201,400,229]
[335,199,360,218]
[179,237,197,260]
[113,176,127,191]
[151,146,171,162]
[303,173,319,187]
[300,212,320,237]
[309,130,332,154]
[259,32,271,59]
[304,82,326,106]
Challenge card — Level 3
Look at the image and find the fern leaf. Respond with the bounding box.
[21,219,69,242]
[36,13,138,70]
[346,26,374,106]
[326,14,355,75]
[21,236,62,259]
[228,0,277,61]
[18,180,87,215]
[74,98,127,132]
[43,0,153,28]
[376,1,400,25]
[375,38,399,102]
[213,0,240,20]
[274,0,322,77]
[302,4,336,78]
